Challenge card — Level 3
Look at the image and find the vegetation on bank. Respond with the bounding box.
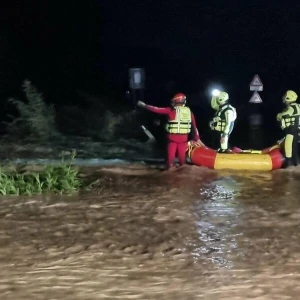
[6,80,144,143]
[0,80,156,196]
[0,153,80,196]
[7,80,61,141]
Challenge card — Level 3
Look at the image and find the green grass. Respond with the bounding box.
[0,154,81,196]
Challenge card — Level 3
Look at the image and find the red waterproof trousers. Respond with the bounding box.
[144,105,200,169]
[167,134,189,168]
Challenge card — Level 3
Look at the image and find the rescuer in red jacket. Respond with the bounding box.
[137,93,203,169]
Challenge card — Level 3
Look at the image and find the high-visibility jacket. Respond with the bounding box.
[277,103,300,130]
[211,104,237,134]
[166,106,192,134]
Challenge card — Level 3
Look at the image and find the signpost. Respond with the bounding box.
[249,74,263,92]
[128,68,155,143]
[249,91,262,104]
[249,74,263,148]
[129,68,145,105]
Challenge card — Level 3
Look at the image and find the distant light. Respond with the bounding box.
[212,89,220,97]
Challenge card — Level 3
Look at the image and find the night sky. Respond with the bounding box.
[1,0,300,142]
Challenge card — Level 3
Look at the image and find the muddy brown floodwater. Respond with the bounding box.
[1,164,300,299]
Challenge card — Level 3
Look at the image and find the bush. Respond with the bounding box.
[0,153,80,195]
[7,80,60,141]
[100,110,123,140]
[56,92,143,141]
[99,109,141,141]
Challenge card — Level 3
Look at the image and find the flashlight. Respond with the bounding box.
[212,89,220,97]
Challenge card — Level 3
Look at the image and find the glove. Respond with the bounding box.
[137,100,146,108]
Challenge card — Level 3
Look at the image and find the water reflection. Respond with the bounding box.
[193,176,241,269]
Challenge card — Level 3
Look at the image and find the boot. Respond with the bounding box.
[294,155,300,166]
[217,148,227,153]
[284,157,293,168]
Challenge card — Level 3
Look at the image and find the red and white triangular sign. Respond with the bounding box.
[250,74,263,87]
[249,91,262,103]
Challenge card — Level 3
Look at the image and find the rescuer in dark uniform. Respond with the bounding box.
[209,91,237,153]
[276,90,300,167]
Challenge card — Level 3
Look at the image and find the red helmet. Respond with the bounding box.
[171,93,186,106]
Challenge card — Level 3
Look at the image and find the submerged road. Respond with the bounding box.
[0,164,299,299]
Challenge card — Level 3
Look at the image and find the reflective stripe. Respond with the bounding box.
[211,104,236,133]
[166,106,192,134]
[281,103,300,129]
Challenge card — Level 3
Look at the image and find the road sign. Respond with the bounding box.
[250,74,263,91]
[129,68,145,89]
[249,91,262,103]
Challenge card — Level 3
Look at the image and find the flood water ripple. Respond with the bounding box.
[0,165,300,299]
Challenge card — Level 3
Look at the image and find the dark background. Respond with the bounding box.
[1,0,299,148]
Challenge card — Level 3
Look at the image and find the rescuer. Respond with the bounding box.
[137,93,203,169]
[276,90,300,167]
[209,90,237,153]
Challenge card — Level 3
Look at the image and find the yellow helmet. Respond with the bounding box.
[211,91,229,110]
[283,90,298,103]
[211,91,229,109]
[218,91,229,105]
[211,96,219,110]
